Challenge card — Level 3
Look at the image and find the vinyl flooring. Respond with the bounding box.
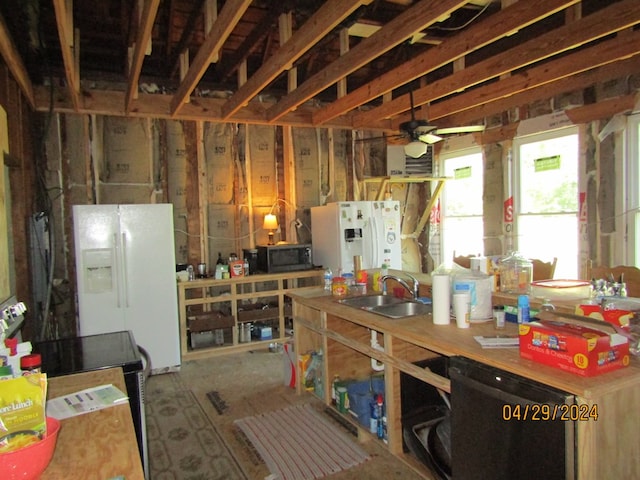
[150,348,432,480]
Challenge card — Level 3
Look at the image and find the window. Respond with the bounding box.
[627,113,640,267]
[513,127,579,278]
[441,148,484,262]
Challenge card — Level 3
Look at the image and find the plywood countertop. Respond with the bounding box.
[288,288,640,400]
[42,367,145,480]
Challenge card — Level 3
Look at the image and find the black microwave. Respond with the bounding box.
[257,244,313,273]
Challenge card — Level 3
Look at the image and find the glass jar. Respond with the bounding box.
[498,251,533,294]
[332,276,348,296]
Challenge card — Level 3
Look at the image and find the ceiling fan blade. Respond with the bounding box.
[417,132,443,144]
[434,125,485,135]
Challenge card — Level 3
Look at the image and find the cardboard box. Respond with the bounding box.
[519,319,630,376]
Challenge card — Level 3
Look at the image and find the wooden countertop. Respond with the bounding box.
[42,367,145,480]
[288,288,640,400]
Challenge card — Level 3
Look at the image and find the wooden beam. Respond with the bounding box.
[52,0,81,111]
[169,0,252,115]
[220,0,373,120]
[266,0,467,123]
[125,0,160,114]
[354,0,640,127]
[216,9,280,83]
[313,0,582,125]
[0,12,35,108]
[435,56,640,129]
[168,0,206,79]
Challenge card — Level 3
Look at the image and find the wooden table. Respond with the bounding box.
[42,367,145,479]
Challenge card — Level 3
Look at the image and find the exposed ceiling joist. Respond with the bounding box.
[354,0,640,128]
[0,12,34,108]
[265,0,467,123]
[52,0,81,111]
[313,0,581,125]
[220,0,374,120]
[170,0,252,115]
[0,0,638,135]
[125,0,161,113]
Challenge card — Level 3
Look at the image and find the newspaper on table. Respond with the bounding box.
[46,384,129,420]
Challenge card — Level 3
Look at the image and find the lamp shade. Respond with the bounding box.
[263,214,278,230]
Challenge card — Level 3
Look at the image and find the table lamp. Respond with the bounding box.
[263,214,278,245]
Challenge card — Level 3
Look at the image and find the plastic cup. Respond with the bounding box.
[453,292,471,329]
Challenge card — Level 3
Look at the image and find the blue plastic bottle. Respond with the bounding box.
[517,295,530,324]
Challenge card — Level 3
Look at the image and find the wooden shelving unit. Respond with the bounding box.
[177,269,323,361]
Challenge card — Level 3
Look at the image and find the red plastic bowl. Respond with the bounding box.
[0,417,61,480]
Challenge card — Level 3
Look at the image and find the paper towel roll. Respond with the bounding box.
[432,274,451,325]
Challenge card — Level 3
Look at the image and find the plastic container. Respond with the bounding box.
[493,305,505,329]
[530,279,591,300]
[346,377,385,429]
[499,252,533,294]
[517,295,530,324]
[0,417,61,480]
[20,354,41,375]
[332,277,348,296]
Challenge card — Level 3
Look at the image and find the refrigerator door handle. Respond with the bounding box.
[113,233,122,308]
[121,232,130,308]
[369,215,379,268]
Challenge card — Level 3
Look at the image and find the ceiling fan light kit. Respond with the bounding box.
[404,141,430,159]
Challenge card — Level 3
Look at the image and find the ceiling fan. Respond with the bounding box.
[398,90,485,157]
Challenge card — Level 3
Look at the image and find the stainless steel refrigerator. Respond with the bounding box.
[73,204,181,373]
[310,201,402,274]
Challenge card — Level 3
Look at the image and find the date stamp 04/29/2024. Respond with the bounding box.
[502,403,598,421]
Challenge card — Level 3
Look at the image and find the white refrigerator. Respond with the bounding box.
[310,201,402,274]
[73,204,180,373]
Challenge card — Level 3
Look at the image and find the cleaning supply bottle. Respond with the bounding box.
[370,393,383,435]
[376,394,385,439]
[517,294,530,324]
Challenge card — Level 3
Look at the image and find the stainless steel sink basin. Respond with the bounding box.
[337,295,405,309]
[337,295,432,318]
[370,301,432,319]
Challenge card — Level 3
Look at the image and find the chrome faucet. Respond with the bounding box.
[380,273,420,300]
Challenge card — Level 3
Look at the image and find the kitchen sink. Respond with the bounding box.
[370,301,432,319]
[337,295,405,309]
[338,295,432,319]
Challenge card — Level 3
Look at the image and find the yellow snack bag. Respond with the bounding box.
[0,373,48,453]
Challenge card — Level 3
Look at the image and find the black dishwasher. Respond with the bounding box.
[449,356,575,480]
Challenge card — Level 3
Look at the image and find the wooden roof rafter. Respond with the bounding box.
[0,12,35,108]
[125,0,161,114]
[220,0,374,121]
[169,0,252,116]
[52,0,81,111]
[216,8,282,84]
[265,0,467,123]
[354,0,640,128]
[312,0,582,125]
